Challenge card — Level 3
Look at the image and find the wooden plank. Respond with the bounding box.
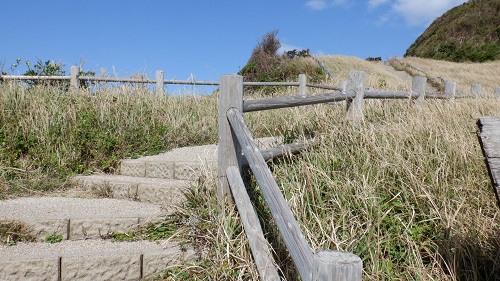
[487,157,500,204]
[306,83,342,91]
[78,76,220,85]
[243,92,353,112]
[471,84,481,96]
[226,166,281,281]
[413,76,427,103]
[227,108,314,281]
[1,75,69,80]
[312,250,362,281]
[299,74,307,97]
[364,90,412,99]
[155,70,164,95]
[345,71,365,122]
[478,117,500,158]
[243,81,300,86]
[70,66,80,91]
[445,81,456,101]
[217,75,243,208]
[240,141,317,167]
[477,117,500,206]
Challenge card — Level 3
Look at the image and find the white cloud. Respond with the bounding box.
[305,0,348,10]
[391,0,468,26]
[305,0,328,10]
[368,0,390,10]
[278,43,304,54]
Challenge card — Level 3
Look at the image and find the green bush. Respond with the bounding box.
[238,30,324,93]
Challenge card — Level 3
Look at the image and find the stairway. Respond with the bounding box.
[0,137,280,280]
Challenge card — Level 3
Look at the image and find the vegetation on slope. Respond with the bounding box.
[405,0,500,62]
[163,97,500,280]
[0,85,218,198]
[397,56,500,94]
[238,30,324,89]
[2,55,500,280]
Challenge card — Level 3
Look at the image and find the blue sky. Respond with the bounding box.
[1,0,467,88]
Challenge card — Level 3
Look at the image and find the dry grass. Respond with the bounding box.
[399,57,500,95]
[318,55,412,91]
[3,57,500,280]
[163,95,500,280]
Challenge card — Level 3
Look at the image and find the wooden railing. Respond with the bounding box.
[1,67,341,95]
[218,71,500,280]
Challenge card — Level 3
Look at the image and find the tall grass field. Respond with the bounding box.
[1,57,500,280]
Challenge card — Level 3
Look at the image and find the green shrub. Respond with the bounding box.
[238,30,325,93]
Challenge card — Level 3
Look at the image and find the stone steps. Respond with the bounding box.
[120,144,217,180]
[0,239,194,280]
[1,138,282,280]
[0,197,166,241]
[72,175,192,207]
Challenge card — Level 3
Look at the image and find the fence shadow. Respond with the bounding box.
[438,227,500,280]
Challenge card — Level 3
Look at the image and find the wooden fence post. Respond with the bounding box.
[299,74,307,97]
[70,66,80,91]
[312,250,362,281]
[496,87,500,97]
[156,70,164,95]
[226,166,280,281]
[339,81,347,93]
[412,76,427,103]
[345,71,365,122]
[471,84,481,96]
[445,81,456,101]
[218,74,243,209]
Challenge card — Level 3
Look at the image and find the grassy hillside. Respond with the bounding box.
[398,57,500,94]
[319,55,412,91]
[405,0,500,62]
[2,56,500,280]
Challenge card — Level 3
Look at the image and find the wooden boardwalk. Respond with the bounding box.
[477,117,500,206]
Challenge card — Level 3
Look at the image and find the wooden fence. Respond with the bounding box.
[218,71,500,281]
[0,66,344,95]
[0,66,220,93]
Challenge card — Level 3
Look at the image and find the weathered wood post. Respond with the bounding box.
[495,87,500,97]
[339,80,347,93]
[412,76,427,103]
[445,81,456,101]
[70,66,80,91]
[156,70,164,95]
[299,74,307,97]
[218,74,243,209]
[471,83,481,97]
[312,250,362,281]
[226,166,280,281]
[345,71,365,122]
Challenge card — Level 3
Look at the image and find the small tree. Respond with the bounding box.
[239,30,324,86]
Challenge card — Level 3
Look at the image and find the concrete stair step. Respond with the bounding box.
[0,239,194,280]
[120,144,218,180]
[72,174,192,207]
[0,197,167,241]
[119,137,282,180]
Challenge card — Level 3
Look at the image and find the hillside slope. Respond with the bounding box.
[399,57,500,94]
[316,55,499,94]
[405,0,500,62]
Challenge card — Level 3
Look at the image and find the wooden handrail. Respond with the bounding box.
[226,166,281,281]
[226,107,314,281]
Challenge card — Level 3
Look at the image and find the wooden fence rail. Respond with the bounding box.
[218,70,499,280]
[1,66,344,95]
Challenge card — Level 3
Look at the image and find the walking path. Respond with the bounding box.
[0,137,281,280]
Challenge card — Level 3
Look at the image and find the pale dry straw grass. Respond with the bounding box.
[400,57,500,95]
[319,55,412,91]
